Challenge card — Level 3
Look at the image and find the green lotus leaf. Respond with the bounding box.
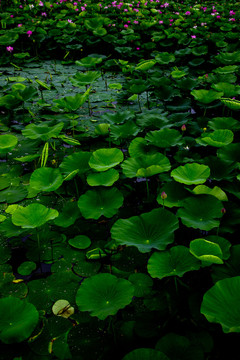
[155,52,175,65]
[190,239,224,264]
[0,297,39,344]
[100,110,135,124]
[70,71,101,87]
[122,154,171,178]
[135,59,156,71]
[215,51,240,65]
[221,98,240,110]
[212,83,240,98]
[136,110,170,129]
[0,215,6,223]
[0,185,28,204]
[176,195,223,231]
[78,187,124,219]
[94,123,110,135]
[211,245,240,283]
[129,137,158,157]
[68,235,91,249]
[191,89,223,104]
[155,333,204,360]
[205,235,231,260]
[191,45,208,56]
[171,163,210,185]
[88,148,124,172]
[0,94,21,109]
[188,58,205,67]
[197,129,234,147]
[208,117,240,131]
[93,27,107,36]
[76,56,102,67]
[189,185,228,201]
[213,65,239,74]
[30,167,63,192]
[157,182,191,208]
[76,273,134,320]
[110,122,140,141]
[128,273,153,297]
[12,203,59,228]
[201,276,240,333]
[87,169,119,186]
[122,348,169,360]
[148,246,200,279]
[145,129,182,148]
[54,201,81,228]
[217,143,240,162]
[52,87,91,112]
[0,134,18,154]
[59,151,91,177]
[111,208,179,253]
[17,261,36,276]
[22,122,64,141]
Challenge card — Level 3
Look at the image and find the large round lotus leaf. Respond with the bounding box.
[197,129,234,147]
[191,45,208,56]
[111,208,179,253]
[22,122,64,141]
[171,163,210,185]
[128,273,153,297]
[211,245,240,283]
[190,239,224,264]
[54,201,81,228]
[0,134,18,154]
[128,137,157,157]
[176,195,223,231]
[155,52,175,65]
[0,297,39,344]
[148,246,200,279]
[12,203,59,228]
[201,276,240,333]
[110,122,140,141]
[157,182,191,208]
[122,348,169,360]
[70,71,101,86]
[208,117,240,131]
[217,143,240,162]
[76,273,134,320]
[0,185,28,204]
[155,333,204,360]
[59,151,91,178]
[78,187,124,219]
[94,123,110,135]
[212,82,240,98]
[88,148,124,172]
[191,89,223,104]
[100,110,135,124]
[121,154,171,178]
[76,56,102,67]
[68,235,91,249]
[145,129,182,148]
[136,110,170,129]
[206,235,231,260]
[30,167,63,192]
[17,261,36,275]
[190,185,228,201]
[87,169,119,186]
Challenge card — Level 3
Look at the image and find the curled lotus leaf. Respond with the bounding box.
[12,203,59,228]
[88,148,124,172]
[0,134,18,154]
[171,163,210,185]
[30,167,63,192]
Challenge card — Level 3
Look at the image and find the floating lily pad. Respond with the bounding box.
[177,195,223,231]
[87,169,119,186]
[190,239,224,265]
[208,117,240,131]
[12,203,59,228]
[54,201,81,228]
[0,185,28,203]
[30,167,63,192]
[0,134,18,154]
[197,129,234,147]
[0,297,39,344]
[78,187,124,219]
[189,185,228,201]
[122,348,169,360]
[88,148,124,172]
[171,163,210,185]
[191,89,223,104]
[22,122,64,141]
[122,153,171,178]
[148,246,200,279]
[128,137,157,157]
[201,276,240,333]
[146,129,182,148]
[59,151,91,178]
[76,273,134,320]
[128,273,153,297]
[111,208,179,253]
[17,261,36,276]
[68,235,91,249]
[100,110,135,124]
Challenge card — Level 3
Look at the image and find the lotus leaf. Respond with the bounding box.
[22,122,64,141]
[136,110,170,129]
[208,117,240,131]
[135,59,156,71]
[52,88,91,112]
[191,89,223,104]
[128,137,157,157]
[171,163,210,185]
[68,235,91,249]
[0,134,18,154]
[157,182,191,208]
[94,123,110,135]
[213,66,239,74]
[148,246,200,279]
[122,348,170,360]
[17,261,36,276]
[59,151,91,177]
[70,71,101,87]
[128,273,153,297]
[122,153,171,178]
[30,167,63,192]
[52,299,74,318]
[191,45,208,56]
[197,129,234,147]
[111,208,179,253]
[145,129,182,148]
[201,276,240,333]
[211,245,240,283]
[12,203,59,228]
[110,122,140,141]
[189,185,228,201]
[176,195,223,231]
[215,51,240,65]
[212,82,240,97]
[100,110,135,124]
[76,273,134,320]
[0,185,28,203]
[155,52,175,65]
[190,239,224,264]
[54,201,80,228]
[78,187,124,219]
[76,56,102,67]
[88,148,124,172]
[87,168,119,186]
[205,235,231,260]
[217,143,240,162]
[0,297,39,344]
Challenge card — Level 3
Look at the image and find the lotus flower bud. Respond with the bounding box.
[161,191,167,200]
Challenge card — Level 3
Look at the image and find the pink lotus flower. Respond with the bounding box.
[27,30,33,37]
[6,46,14,52]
